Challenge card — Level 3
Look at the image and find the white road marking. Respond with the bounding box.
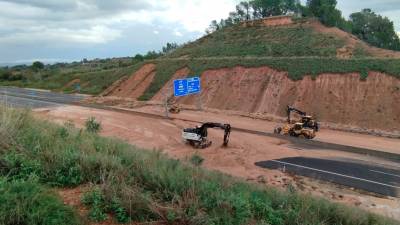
[271,160,400,189]
[370,170,400,178]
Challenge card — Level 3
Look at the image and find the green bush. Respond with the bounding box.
[82,188,108,222]
[85,117,101,133]
[0,179,80,225]
[190,154,204,166]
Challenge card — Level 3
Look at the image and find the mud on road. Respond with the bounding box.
[35,104,400,220]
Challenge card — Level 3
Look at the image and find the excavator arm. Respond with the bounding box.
[287,106,306,123]
[199,123,231,146]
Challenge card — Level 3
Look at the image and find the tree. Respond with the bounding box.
[251,0,297,18]
[143,51,162,60]
[206,19,226,34]
[306,0,343,27]
[235,1,253,21]
[206,0,301,34]
[31,61,44,70]
[162,42,179,54]
[133,54,144,61]
[0,70,11,80]
[350,9,400,50]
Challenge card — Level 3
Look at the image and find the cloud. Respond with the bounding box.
[0,0,237,47]
[0,25,121,45]
[174,30,183,37]
[0,0,151,13]
[2,0,397,63]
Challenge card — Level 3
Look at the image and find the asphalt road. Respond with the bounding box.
[0,86,84,108]
[256,157,400,197]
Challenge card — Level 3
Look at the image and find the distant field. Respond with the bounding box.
[0,59,144,95]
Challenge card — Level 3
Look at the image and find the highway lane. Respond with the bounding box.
[0,86,84,108]
[0,94,61,108]
[256,157,400,197]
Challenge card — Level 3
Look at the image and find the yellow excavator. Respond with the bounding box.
[274,106,319,139]
[167,96,181,114]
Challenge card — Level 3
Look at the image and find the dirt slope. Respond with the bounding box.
[102,64,155,98]
[152,67,190,100]
[102,17,400,132]
[150,65,400,132]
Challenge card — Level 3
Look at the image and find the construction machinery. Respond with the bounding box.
[168,104,181,114]
[167,96,181,114]
[182,123,231,148]
[274,106,319,139]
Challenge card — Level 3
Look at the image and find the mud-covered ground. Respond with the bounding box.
[35,105,400,220]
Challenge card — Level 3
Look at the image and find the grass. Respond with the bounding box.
[138,57,400,100]
[190,154,205,166]
[85,117,102,133]
[0,105,398,225]
[168,24,347,58]
[0,178,81,225]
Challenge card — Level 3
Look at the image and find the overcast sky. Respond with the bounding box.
[0,0,399,64]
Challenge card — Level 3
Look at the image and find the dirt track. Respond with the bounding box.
[35,105,400,220]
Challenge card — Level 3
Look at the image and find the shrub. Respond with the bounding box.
[190,154,204,166]
[82,188,108,222]
[85,117,101,133]
[0,179,80,225]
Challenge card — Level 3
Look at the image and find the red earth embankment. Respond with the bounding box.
[104,64,400,132]
[102,63,155,98]
[150,66,400,132]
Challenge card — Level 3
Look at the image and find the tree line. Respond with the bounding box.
[207,0,400,51]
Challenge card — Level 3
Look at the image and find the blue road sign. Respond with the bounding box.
[174,77,201,97]
[187,77,201,94]
[174,79,188,97]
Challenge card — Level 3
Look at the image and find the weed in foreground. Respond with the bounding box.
[85,117,101,133]
[190,154,204,166]
[0,178,81,225]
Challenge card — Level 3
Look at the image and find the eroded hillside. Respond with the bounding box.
[92,17,400,132]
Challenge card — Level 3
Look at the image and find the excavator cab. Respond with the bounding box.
[182,123,231,149]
